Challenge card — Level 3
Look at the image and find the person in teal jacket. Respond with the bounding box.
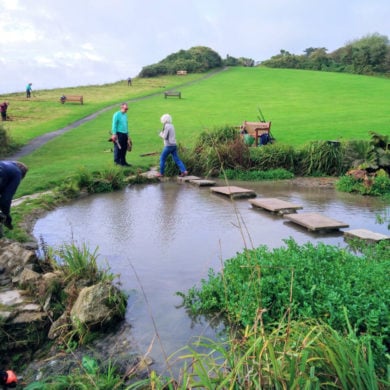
[26,83,32,98]
[110,102,131,166]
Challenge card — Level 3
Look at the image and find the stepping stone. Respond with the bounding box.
[189,179,216,187]
[344,229,390,243]
[210,186,256,199]
[284,212,349,232]
[177,175,200,183]
[249,198,303,214]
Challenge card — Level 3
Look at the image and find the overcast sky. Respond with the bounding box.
[1,0,389,94]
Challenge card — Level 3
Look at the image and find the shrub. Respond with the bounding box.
[178,239,390,366]
[222,168,294,181]
[299,140,345,176]
[336,170,390,196]
[249,143,296,171]
[182,126,249,176]
[0,124,19,157]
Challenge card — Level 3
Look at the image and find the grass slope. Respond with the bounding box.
[1,67,389,196]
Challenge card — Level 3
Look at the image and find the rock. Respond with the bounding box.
[70,282,125,329]
[19,268,41,286]
[48,312,70,340]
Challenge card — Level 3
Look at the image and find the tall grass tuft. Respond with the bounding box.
[55,242,111,283]
[299,140,345,176]
[129,319,389,389]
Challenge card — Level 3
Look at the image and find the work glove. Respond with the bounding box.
[0,370,17,387]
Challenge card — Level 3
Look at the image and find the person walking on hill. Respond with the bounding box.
[156,113,188,177]
[26,83,33,98]
[0,161,28,234]
[127,77,132,86]
[0,102,9,121]
[110,102,131,166]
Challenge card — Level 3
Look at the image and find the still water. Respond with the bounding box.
[33,179,389,371]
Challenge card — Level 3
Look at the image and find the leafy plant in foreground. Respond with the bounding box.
[177,239,390,368]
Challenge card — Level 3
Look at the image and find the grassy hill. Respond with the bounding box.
[1,66,389,196]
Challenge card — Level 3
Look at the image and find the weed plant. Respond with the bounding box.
[222,168,294,181]
[177,238,390,372]
[337,171,390,196]
[146,320,389,389]
[249,143,296,172]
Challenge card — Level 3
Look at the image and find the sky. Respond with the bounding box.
[1,0,389,94]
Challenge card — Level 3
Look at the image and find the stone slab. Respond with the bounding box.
[284,212,349,231]
[210,186,256,199]
[189,179,216,187]
[344,229,390,243]
[177,175,200,183]
[249,198,303,213]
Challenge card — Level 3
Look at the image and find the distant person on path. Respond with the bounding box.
[111,102,131,166]
[0,161,28,233]
[26,83,33,98]
[156,113,188,177]
[127,77,132,86]
[0,101,9,121]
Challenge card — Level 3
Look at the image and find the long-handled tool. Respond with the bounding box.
[257,105,276,143]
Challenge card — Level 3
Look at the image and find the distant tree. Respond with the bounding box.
[223,55,255,67]
[138,46,222,77]
[261,33,390,76]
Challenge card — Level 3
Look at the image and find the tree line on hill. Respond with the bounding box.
[138,33,389,78]
[138,46,253,77]
[262,33,390,76]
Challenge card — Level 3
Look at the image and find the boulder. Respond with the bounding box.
[70,282,125,329]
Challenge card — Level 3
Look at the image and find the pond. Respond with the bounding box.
[33,179,390,373]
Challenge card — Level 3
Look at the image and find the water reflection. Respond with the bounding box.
[33,180,390,372]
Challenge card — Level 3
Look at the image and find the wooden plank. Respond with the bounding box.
[210,186,256,199]
[249,198,303,213]
[344,229,390,243]
[283,212,349,231]
[177,175,201,183]
[189,179,216,187]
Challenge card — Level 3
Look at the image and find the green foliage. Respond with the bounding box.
[178,239,390,366]
[249,143,296,171]
[262,33,390,76]
[53,242,113,284]
[58,167,128,195]
[342,139,376,170]
[0,123,19,157]
[222,168,294,181]
[337,171,390,196]
[132,320,389,389]
[223,54,255,67]
[183,126,249,176]
[25,355,123,390]
[298,140,345,176]
[139,46,222,77]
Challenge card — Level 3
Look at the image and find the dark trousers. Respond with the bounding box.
[114,132,129,165]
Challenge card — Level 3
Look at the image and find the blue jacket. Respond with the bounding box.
[0,161,23,216]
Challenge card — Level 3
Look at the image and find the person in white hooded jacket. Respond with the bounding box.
[156,113,188,177]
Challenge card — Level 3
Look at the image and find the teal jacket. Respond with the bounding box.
[112,111,128,134]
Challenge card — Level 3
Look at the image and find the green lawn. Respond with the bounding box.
[1,67,389,196]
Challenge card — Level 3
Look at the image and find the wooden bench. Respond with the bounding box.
[176,70,187,75]
[240,121,271,146]
[60,95,84,104]
[164,91,181,99]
